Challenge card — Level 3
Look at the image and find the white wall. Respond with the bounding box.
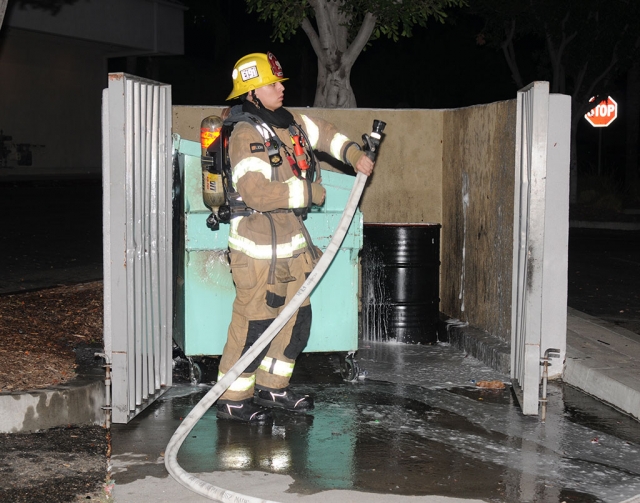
[5,0,185,55]
[0,0,184,177]
[0,29,105,174]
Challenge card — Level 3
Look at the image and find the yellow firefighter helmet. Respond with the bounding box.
[226,52,288,101]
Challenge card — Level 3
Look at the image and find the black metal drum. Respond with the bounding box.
[362,223,441,344]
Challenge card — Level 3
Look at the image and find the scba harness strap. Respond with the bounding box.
[217,111,320,283]
[217,112,317,220]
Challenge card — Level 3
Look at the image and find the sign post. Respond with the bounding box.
[584,96,618,174]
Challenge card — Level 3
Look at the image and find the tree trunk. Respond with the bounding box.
[314,60,356,107]
[626,60,640,197]
[302,0,376,108]
[0,0,9,31]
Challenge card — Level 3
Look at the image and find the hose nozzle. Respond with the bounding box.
[372,120,386,137]
[362,119,386,161]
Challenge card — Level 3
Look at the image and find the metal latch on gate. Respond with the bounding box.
[539,348,561,422]
[95,352,113,428]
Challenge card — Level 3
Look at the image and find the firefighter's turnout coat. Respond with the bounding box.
[218,110,365,402]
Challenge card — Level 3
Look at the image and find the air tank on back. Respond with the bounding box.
[200,115,225,230]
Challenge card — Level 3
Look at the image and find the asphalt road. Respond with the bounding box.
[568,228,640,336]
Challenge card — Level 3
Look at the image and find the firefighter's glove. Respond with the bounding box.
[311,182,326,206]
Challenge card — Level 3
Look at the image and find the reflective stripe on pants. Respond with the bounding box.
[218,249,315,402]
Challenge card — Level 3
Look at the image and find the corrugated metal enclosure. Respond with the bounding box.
[510,82,570,414]
[102,73,174,424]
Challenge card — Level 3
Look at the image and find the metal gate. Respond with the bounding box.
[102,73,174,423]
[511,82,571,415]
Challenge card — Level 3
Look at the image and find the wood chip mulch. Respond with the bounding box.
[0,282,103,393]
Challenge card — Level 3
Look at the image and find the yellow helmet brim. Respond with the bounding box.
[226,52,289,101]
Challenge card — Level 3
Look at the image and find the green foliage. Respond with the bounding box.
[245,0,468,44]
[350,0,467,42]
[246,0,312,43]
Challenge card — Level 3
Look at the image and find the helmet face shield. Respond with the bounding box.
[226,52,288,100]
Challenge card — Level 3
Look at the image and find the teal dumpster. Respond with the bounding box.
[173,136,362,367]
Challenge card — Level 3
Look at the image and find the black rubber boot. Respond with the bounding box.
[216,398,273,423]
[254,388,314,412]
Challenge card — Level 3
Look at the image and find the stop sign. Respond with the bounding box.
[585,96,618,127]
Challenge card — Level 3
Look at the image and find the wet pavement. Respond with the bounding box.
[568,228,640,336]
[0,425,108,502]
[2,178,640,502]
[111,345,640,503]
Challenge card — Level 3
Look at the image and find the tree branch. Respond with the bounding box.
[501,19,524,88]
[579,23,628,111]
[308,0,330,43]
[558,10,578,51]
[546,11,577,93]
[309,0,338,64]
[582,54,618,105]
[544,31,562,92]
[573,62,588,104]
[344,12,377,68]
[301,17,323,63]
[556,31,577,63]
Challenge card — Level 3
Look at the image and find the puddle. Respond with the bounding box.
[114,349,640,503]
[172,379,640,502]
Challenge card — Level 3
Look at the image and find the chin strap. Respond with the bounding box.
[249,90,265,110]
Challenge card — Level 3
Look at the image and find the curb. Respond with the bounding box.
[441,317,511,375]
[570,220,640,231]
[564,309,640,421]
[0,349,106,433]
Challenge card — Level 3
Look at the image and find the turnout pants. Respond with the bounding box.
[218,249,315,403]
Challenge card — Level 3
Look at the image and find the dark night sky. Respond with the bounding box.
[107,1,633,181]
[110,1,516,109]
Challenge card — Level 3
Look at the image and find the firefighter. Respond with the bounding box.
[216,52,374,423]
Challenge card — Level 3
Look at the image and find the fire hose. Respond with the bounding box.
[164,120,385,502]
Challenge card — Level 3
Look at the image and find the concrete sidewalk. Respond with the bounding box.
[564,307,640,420]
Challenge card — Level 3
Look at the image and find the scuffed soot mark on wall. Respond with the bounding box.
[459,172,470,312]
